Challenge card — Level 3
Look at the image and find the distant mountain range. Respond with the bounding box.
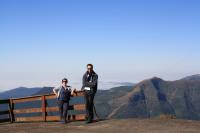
[181,74,200,81]
[0,87,42,99]
[105,74,200,120]
[0,82,135,99]
[98,81,135,90]
[1,74,200,120]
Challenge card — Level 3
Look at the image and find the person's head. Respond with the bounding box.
[62,78,68,86]
[87,64,93,73]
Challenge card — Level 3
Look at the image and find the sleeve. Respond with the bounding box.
[82,74,87,90]
[69,86,72,92]
[84,74,98,88]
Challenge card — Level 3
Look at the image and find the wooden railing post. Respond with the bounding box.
[9,99,14,123]
[41,95,46,122]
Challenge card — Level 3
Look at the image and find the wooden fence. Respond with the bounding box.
[0,91,86,123]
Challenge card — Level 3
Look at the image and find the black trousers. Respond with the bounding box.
[57,100,69,121]
[85,91,96,122]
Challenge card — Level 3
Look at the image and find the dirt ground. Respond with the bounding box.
[0,118,200,133]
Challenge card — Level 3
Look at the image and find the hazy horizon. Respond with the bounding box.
[0,81,136,92]
[0,74,198,92]
[1,0,200,91]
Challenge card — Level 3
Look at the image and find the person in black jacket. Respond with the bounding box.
[82,64,98,124]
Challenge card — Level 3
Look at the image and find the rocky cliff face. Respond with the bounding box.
[108,76,200,120]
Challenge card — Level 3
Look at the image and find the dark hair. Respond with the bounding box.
[87,64,93,68]
[62,78,68,83]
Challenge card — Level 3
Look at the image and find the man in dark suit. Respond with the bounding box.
[82,64,98,124]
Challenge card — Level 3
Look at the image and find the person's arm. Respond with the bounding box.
[71,88,76,95]
[82,74,87,90]
[53,87,59,97]
[84,74,98,88]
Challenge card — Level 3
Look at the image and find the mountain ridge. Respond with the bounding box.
[1,75,200,120]
[108,76,200,120]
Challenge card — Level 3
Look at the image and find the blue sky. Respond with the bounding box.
[0,0,200,90]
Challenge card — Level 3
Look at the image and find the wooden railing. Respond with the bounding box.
[0,91,86,123]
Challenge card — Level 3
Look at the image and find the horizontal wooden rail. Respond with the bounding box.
[0,99,10,104]
[13,108,42,114]
[12,96,41,104]
[12,104,86,114]
[0,110,10,115]
[0,118,10,123]
[46,104,86,112]
[11,91,85,102]
[46,114,86,121]
[15,116,43,122]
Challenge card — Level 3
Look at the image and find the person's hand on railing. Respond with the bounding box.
[71,88,77,95]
